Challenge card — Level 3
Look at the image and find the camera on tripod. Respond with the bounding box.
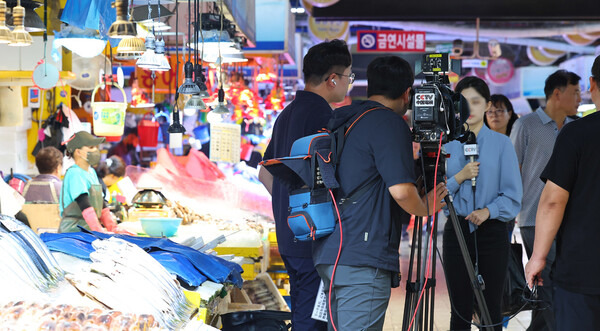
[411,53,469,144]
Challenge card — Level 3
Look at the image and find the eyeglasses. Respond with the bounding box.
[486,108,508,116]
[334,72,355,84]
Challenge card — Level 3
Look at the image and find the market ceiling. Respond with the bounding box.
[311,0,600,21]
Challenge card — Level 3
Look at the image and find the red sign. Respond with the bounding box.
[357,30,426,52]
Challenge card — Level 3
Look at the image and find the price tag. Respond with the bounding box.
[311,280,328,322]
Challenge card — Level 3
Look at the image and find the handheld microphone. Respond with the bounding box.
[463,132,478,187]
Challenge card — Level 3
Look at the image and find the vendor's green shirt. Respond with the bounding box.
[60,165,101,215]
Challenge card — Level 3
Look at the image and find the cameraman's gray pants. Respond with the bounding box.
[316,264,391,331]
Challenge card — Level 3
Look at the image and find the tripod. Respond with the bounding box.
[401,145,493,331]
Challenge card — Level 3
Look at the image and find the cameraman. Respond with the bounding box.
[312,56,447,330]
[443,77,522,331]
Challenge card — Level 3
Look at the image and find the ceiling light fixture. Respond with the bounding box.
[6,0,45,32]
[8,0,31,47]
[136,31,159,69]
[109,0,136,39]
[149,0,170,72]
[210,0,229,116]
[152,38,171,71]
[168,104,185,149]
[194,0,210,98]
[168,1,185,149]
[184,94,206,116]
[117,37,146,59]
[0,1,13,43]
[117,0,146,59]
[178,0,200,95]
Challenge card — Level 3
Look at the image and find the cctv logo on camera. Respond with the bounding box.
[415,93,435,106]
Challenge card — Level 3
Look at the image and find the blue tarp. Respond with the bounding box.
[61,0,115,37]
[40,230,243,288]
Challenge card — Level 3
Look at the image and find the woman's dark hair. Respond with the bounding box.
[96,155,126,178]
[303,39,352,86]
[484,94,520,136]
[455,76,491,102]
[35,146,63,174]
[367,56,414,100]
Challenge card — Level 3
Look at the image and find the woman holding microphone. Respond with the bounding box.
[443,77,522,331]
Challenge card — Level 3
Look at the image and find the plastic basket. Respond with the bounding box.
[92,82,127,137]
[138,112,159,147]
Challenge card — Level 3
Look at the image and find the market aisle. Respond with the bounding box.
[383,226,532,330]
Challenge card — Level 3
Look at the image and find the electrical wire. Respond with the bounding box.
[200,0,205,65]
[328,189,343,331]
[435,245,547,328]
[188,0,191,64]
[174,0,179,103]
[218,0,224,90]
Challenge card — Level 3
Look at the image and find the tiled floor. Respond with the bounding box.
[383,223,531,331]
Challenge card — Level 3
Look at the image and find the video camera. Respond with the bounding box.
[411,53,469,144]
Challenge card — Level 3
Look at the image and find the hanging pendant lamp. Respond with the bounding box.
[179,62,201,94]
[184,94,206,116]
[152,38,171,72]
[117,0,145,59]
[0,0,13,44]
[212,87,229,114]
[194,0,210,98]
[109,0,136,39]
[136,32,159,69]
[209,0,229,116]
[8,0,31,47]
[194,64,211,98]
[117,37,145,58]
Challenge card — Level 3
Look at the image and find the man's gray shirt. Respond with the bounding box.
[510,107,573,227]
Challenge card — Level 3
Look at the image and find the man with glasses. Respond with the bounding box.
[259,39,352,331]
[510,69,581,331]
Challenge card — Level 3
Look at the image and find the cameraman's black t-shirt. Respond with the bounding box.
[540,111,600,294]
[312,100,416,272]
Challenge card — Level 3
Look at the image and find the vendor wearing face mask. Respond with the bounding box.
[59,131,117,233]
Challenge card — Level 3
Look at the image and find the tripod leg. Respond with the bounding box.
[402,216,423,330]
[428,213,438,331]
[445,196,494,331]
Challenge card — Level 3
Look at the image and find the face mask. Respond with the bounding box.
[86,150,101,166]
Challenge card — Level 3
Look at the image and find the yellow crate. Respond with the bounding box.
[268,231,278,244]
[241,263,261,281]
[213,245,263,259]
[183,291,208,322]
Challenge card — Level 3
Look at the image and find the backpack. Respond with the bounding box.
[262,106,384,241]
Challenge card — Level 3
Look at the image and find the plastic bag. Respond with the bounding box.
[61,0,115,37]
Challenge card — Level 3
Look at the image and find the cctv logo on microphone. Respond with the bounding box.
[463,144,479,156]
[415,93,435,106]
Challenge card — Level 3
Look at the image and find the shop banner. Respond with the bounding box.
[357,30,426,53]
